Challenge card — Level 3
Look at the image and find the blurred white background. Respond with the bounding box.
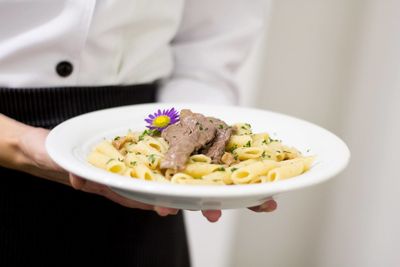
[185,0,400,266]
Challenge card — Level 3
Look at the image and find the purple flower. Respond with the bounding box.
[145,108,179,132]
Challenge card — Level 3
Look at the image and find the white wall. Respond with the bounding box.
[188,1,400,266]
[232,0,363,265]
[232,0,400,266]
[315,1,400,266]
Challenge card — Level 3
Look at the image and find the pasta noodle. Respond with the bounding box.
[87,119,315,186]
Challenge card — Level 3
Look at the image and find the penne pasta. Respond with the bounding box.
[233,123,252,135]
[234,147,264,160]
[95,140,124,161]
[189,154,212,164]
[133,163,157,181]
[88,119,314,186]
[183,162,222,178]
[231,160,276,185]
[87,151,125,174]
[226,134,252,151]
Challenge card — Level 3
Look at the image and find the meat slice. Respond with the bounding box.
[161,109,216,171]
[202,118,232,163]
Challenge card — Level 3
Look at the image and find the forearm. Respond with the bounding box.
[0,114,70,186]
[0,113,30,170]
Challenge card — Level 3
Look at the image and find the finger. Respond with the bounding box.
[72,176,154,210]
[154,206,179,216]
[248,199,277,213]
[69,173,87,190]
[103,188,154,210]
[201,210,222,223]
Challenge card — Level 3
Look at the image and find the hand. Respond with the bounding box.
[200,199,278,223]
[16,127,178,216]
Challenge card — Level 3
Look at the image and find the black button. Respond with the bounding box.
[56,61,73,77]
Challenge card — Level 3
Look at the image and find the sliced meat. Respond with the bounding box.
[161,109,216,171]
[202,118,232,163]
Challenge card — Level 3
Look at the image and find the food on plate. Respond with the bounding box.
[87,108,314,185]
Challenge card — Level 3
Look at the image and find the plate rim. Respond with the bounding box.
[46,102,351,198]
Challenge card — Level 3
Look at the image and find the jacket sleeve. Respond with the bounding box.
[157,0,267,105]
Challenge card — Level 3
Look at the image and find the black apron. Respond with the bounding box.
[0,84,190,266]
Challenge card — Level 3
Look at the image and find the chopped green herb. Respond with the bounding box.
[215,167,225,172]
[244,140,252,147]
[130,161,137,166]
[147,154,156,164]
[139,129,151,141]
[113,136,120,141]
[199,126,203,130]
[233,154,238,160]
[245,123,251,128]
[219,124,224,129]
[106,158,115,164]
[229,144,238,153]
[262,139,269,145]
[231,167,238,172]
[261,151,266,158]
[269,137,281,143]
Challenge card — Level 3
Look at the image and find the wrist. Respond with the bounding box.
[0,114,33,170]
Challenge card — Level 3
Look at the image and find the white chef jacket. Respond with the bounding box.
[0,0,265,105]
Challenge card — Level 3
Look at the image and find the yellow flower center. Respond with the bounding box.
[153,115,170,128]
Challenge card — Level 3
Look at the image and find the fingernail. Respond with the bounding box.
[169,209,179,215]
[260,201,277,212]
[154,207,169,216]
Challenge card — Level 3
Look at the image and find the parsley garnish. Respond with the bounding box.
[244,140,251,147]
[268,137,281,143]
[147,154,156,164]
[139,129,153,141]
[229,144,238,153]
[215,167,225,172]
[231,167,238,172]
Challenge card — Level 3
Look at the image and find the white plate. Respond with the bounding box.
[46,103,350,210]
